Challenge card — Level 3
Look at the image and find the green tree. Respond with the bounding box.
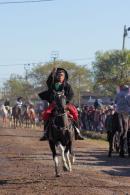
[3,74,34,100]
[93,50,130,95]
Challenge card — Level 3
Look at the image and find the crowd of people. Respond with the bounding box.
[77,85,130,136]
[79,104,115,132]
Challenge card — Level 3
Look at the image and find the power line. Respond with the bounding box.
[0,0,53,5]
[0,57,94,67]
[66,57,94,61]
[0,62,40,67]
[0,63,26,66]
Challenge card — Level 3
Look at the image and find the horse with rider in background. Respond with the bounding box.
[11,97,23,128]
[0,104,8,128]
[106,108,120,156]
[22,103,36,128]
[108,85,130,157]
[35,101,49,127]
[0,98,12,128]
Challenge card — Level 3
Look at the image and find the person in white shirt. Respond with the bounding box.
[16,97,23,109]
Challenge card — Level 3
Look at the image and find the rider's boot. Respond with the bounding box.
[40,121,49,141]
[74,121,85,140]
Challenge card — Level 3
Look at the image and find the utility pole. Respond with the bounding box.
[51,51,59,84]
[78,73,81,109]
[51,51,59,68]
[24,64,31,100]
[122,25,130,50]
[24,64,30,81]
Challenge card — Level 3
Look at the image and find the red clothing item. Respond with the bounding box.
[42,102,56,121]
[65,103,78,121]
[42,102,78,121]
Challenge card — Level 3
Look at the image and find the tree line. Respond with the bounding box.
[2,49,130,104]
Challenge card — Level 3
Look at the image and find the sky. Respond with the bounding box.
[0,0,130,87]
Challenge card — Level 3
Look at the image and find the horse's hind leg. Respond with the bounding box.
[68,142,75,164]
[119,135,125,157]
[49,141,60,177]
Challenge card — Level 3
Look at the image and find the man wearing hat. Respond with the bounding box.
[4,98,10,112]
[16,97,23,109]
[38,67,84,141]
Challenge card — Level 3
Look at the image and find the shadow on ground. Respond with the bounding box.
[75,148,130,177]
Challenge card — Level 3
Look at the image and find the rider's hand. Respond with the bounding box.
[52,67,56,74]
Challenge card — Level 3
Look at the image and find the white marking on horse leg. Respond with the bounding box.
[70,154,75,164]
[54,156,59,176]
[58,144,69,171]
[65,151,72,172]
[54,156,58,167]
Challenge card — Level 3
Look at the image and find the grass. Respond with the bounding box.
[81,130,107,141]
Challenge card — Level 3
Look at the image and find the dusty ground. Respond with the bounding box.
[0,124,130,195]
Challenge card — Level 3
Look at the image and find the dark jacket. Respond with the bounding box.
[38,69,74,103]
[115,87,130,113]
[4,100,10,106]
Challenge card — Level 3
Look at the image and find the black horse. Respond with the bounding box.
[12,105,23,128]
[108,112,129,157]
[47,90,75,177]
[108,112,119,157]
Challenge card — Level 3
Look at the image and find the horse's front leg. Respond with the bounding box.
[108,132,114,157]
[58,143,69,172]
[2,116,6,127]
[65,145,72,172]
[13,118,16,128]
[49,140,60,177]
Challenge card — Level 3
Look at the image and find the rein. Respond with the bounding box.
[55,112,66,117]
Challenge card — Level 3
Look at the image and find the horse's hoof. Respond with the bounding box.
[119,156,125,158]
[108,152,111,157]
[63,166,69,172]
[56,174,60,177]
[119,154,125,158]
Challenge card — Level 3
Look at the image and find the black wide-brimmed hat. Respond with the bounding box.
[56,68,68,80]
[17,96,23,100]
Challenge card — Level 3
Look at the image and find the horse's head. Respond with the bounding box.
[54,90,66,112]
[52,90,68,128]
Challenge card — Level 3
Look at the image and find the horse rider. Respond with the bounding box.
[16,97,23,110]
[38,67,84,141]
[115,84,130,156]
[4,98,10,111]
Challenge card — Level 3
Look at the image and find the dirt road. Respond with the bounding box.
[0,126,130,195]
